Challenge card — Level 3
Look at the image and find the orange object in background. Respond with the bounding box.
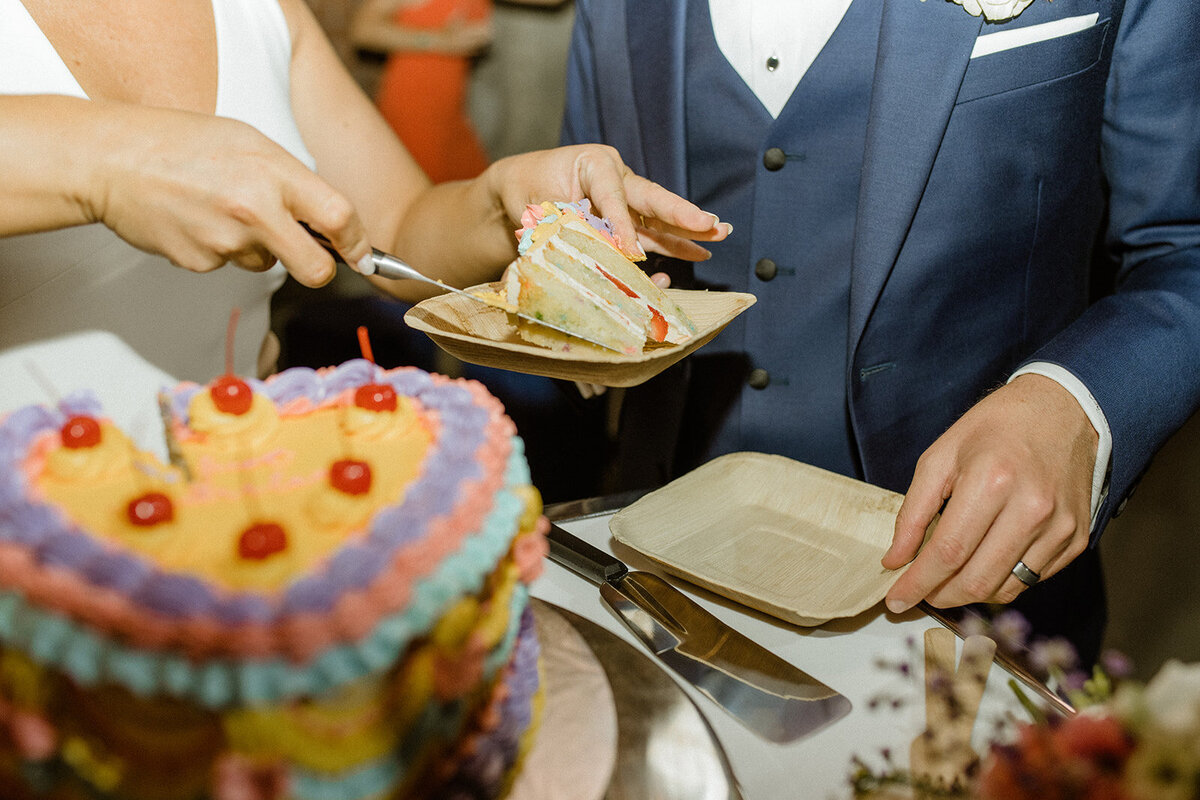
[374,0,493,183]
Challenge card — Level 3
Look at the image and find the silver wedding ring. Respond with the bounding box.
[1011,560,1041,587]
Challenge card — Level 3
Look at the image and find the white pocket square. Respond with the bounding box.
[970,13,1100,58]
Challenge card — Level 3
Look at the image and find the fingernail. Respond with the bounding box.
[720,222,733,236]
[886,598,908,614]
[707,213,720,227]
[356,254,376,276]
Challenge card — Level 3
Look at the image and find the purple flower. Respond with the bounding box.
[990,610,1032,654]
[1100,649,1134,681]
[1028,636,1079,676]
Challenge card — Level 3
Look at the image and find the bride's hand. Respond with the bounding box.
[89,102,374,286]
[486,144,731,263]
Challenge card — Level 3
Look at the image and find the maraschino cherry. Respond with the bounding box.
[330,459,372,495]
[60,415,102,449]
[211,308,253,415]
[353,383,397,412]
[210,375,254,415]
[237,522,288,560]
[127,492,174,526]
[352,326,397,411]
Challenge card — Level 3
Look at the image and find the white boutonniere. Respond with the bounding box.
[949,0,1035,21]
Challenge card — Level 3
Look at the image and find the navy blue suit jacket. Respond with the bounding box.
[562,0,1200,542]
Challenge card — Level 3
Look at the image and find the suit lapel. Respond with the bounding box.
[849,0,982,346]
[626,0,688,194]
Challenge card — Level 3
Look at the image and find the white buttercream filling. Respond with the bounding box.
[530,242,646,341]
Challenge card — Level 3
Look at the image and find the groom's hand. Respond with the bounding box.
[881,373,1098,612]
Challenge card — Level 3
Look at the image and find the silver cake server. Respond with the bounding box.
[547,522,852,743]
[302,224,623,352]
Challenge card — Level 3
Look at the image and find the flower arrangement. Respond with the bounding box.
[851,610,1200,799]
[948,0,1035,22]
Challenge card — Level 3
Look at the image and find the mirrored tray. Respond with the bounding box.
[403,285,756,387]
[512,600,741,800]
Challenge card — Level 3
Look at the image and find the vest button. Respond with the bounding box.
[747,368,770,390]
[755,258,777,281]
[763,147,787,171]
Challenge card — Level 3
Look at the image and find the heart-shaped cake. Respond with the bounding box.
[0,359,548,800]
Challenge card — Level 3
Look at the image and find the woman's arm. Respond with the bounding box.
[0,94,99,235]
[0,0,725,299]
[0,93,371,284]
[283,0,728,302]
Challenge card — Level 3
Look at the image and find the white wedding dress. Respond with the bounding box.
[0,0,315,382]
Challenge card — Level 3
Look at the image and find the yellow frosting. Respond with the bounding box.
[43,421,136,481]
[395,647,438,734]
[0,650,48,709]
[33,397,433,592]
[432,597,482,650]
[186,391,281,450]
[61,735,124,793]
[513,485,544,532]
[477,564,519,650]
[222,675,400,773]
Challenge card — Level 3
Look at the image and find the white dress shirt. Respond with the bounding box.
[708,0,1111,522]
[708,0,853,118]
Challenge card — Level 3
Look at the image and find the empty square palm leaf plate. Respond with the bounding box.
[609,452,913,626]
[404,285,755,387]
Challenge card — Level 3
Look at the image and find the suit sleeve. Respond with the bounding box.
[1026,0,1200,538]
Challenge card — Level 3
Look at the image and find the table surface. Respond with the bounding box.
[0,331,1049,800]
[533,511,1041,800]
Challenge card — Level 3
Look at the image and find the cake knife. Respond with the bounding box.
[156,390,192,481]
[302,224,624,352]
[546,522,852,743]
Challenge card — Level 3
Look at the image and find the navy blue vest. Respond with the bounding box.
[681,0,880,477]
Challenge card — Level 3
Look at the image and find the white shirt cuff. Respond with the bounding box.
[1009,362,1112,527]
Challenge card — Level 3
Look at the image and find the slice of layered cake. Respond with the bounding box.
[504,200,697,355]
[0,359,549,800]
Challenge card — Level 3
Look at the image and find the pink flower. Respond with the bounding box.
[977,714,1136,800]
[978,724,1059,799]
[512,529,549,584]
[212,754,290,800]
[0,697,57,762]
[433,631,489,702]
[1053,713,1133,765]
